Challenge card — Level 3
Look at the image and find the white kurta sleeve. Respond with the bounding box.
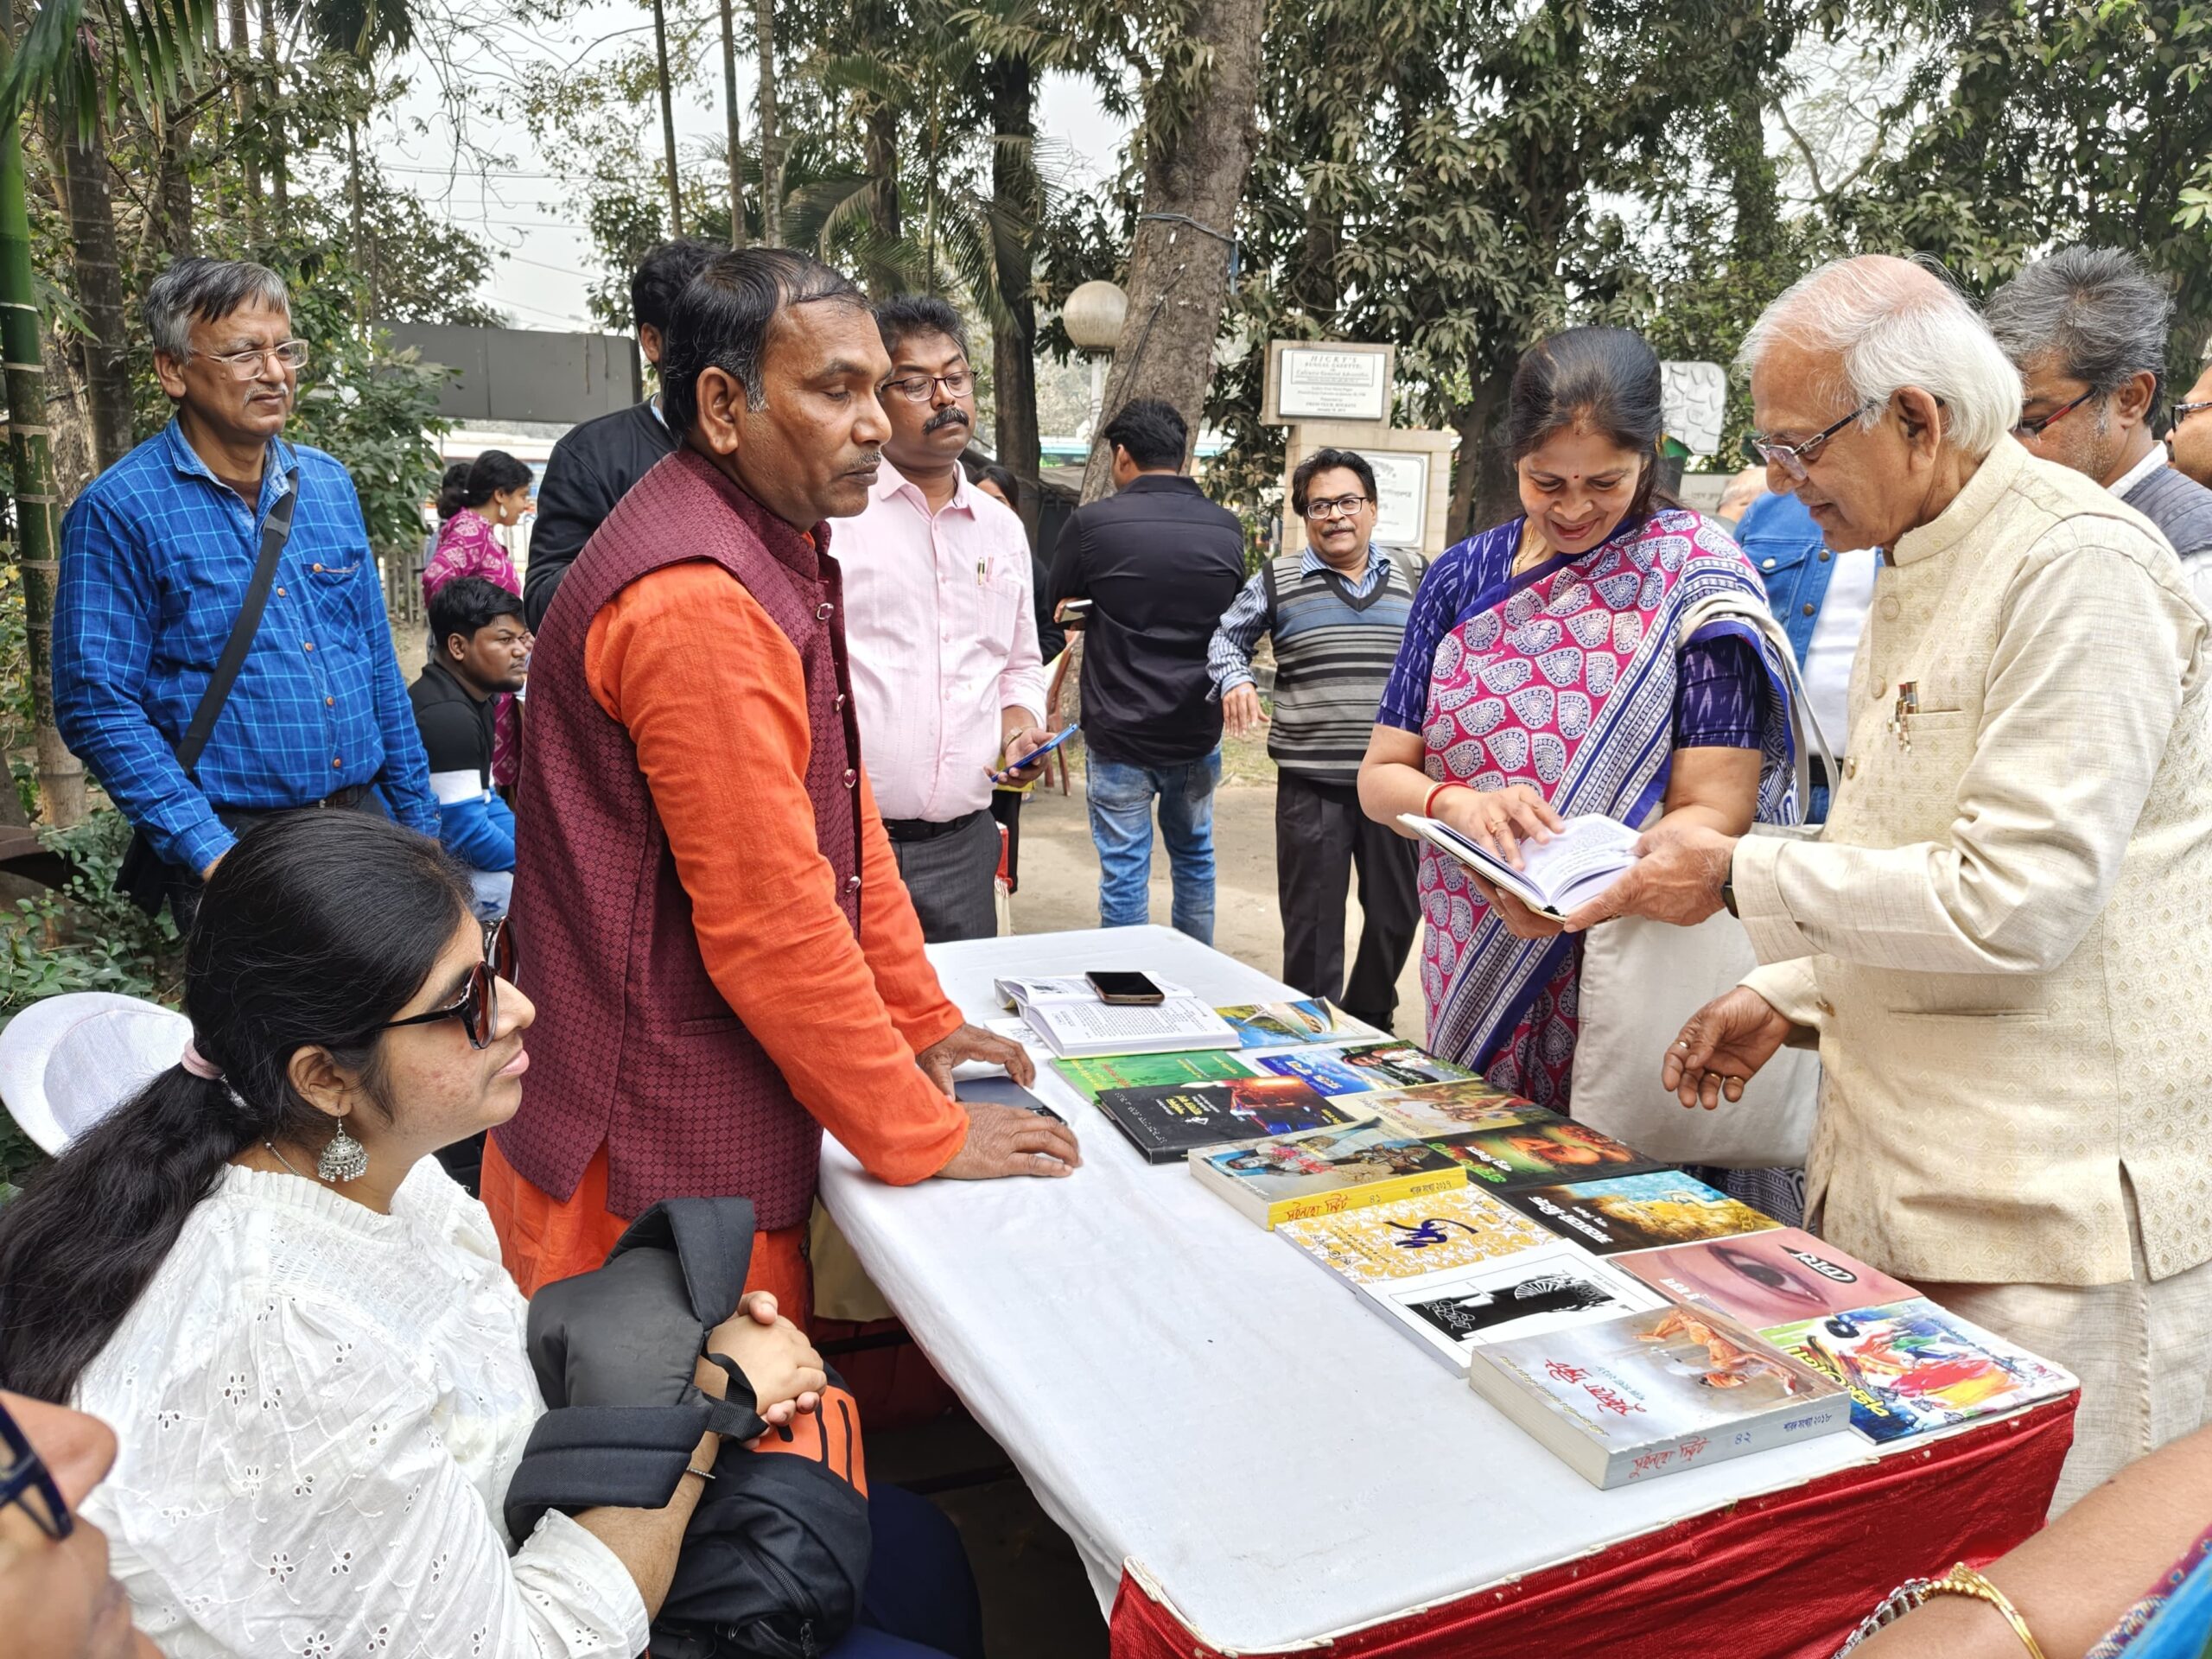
[99,1295,651,1659]
[1731,534,2202,976]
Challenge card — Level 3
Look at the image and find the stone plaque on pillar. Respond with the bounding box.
[1262,341,1395,427]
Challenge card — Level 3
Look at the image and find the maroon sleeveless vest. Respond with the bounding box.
[495,447,863,1228]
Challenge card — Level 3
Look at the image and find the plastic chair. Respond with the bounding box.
[0,993,190,1155]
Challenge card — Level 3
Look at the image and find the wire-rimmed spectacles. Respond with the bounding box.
[202,340,309,378]
[881,370,973,403]
[1742,404,1873,481]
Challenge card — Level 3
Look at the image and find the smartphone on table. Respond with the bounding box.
[1085,970,1166,1007]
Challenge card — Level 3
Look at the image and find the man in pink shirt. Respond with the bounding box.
[833,296,1052,939]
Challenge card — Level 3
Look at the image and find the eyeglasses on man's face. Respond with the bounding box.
[1742,404,1873,481]
[202,340,309,378]
[0,1397,74,1541]
[1302,493,1371,522]
[2013,385,2097,440]
[880,369,973,403]
[2171,397,2212,429]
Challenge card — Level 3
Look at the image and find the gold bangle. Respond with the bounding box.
[1919,1563,2046,1659]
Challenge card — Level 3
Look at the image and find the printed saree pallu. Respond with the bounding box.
[1415,511,1796,1107]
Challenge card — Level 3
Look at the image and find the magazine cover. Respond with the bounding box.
[1215,999,1388,1049]
[1363,1084,1554,1140]
[1278,1185,1556,1282]
[1501,1172,1781,1254]
[1428,1119,1662,1190]
[1468,1305,1850,1487]
[1191,1123,1465,1226]
[1051,1049,1257,1103]
[1326,1042,1478,1089]
[1366,1243,1665,1368]
[1094,1076,1356,1163]
[1622,1228,1920,1328]
[1764,1298,2078,1444]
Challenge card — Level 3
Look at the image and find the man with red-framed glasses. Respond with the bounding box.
[1985,245,2212,599]
[0,1391,158,1659]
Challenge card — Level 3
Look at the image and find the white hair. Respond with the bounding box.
[1737,256,2024,459]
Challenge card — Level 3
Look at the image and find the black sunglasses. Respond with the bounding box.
[376,918,516,1050]
[0,1396,74,1541]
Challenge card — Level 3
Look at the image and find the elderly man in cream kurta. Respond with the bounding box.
[1566,255,2212,1514]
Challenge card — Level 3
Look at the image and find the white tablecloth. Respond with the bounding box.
[818,926,1874,1650]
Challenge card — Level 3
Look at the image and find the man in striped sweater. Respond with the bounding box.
[1209,448,1426,1033]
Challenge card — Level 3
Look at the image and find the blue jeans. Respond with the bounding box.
[1085,751,1220,943]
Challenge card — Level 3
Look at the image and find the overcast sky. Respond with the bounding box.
[348,10,1131,334]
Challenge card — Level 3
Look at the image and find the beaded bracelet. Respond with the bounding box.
[1832,1562,2045,1659]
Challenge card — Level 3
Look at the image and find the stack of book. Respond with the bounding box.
[1001,985,2076,1491]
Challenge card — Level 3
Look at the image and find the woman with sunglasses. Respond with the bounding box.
[0,811,830,1657]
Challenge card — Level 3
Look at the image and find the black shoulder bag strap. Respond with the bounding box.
[116,472,300,911]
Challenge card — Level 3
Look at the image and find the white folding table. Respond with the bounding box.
[818,925,2070,1658]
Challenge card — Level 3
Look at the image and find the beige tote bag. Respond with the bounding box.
[1573,594,1826,1168]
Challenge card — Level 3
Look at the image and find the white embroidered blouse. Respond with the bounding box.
[73,1160,652,1658]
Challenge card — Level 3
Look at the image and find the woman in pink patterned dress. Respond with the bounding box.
[1357,329,1799,1110]
[426,451,534,785]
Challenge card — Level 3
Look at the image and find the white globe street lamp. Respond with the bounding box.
[1063,280,1128,434]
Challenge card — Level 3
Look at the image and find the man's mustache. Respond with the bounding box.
[924,406,971,435]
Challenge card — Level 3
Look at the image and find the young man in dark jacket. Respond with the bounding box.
[522,238,719,627]
[409,575,528,918]
[1049,398,1245,943]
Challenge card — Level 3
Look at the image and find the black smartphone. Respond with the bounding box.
[1085,970,1166,1006]
[954,1077,1064,1122]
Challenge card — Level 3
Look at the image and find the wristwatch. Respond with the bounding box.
[1719,852,1738,918]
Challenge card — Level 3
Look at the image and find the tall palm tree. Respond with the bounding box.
[0,0,223,824]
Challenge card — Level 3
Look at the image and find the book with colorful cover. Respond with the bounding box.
[1278,1185,1556,1283]
[1620,1229,1920,1329]
[1332,1041,1478,1087]
[1465,1304,1851,1489]
[1188,1122,1466,1228]
[1050,1049,1258,1103]
[1215,999,1388,1049]
[1364,1243,1666,1371]
[1500,1172,1781,1255]
[1363,1083,1554,1140]
[1764,1298,2077,1445]
[1427,1119,1662,1190]
[1092,1076,1357,1164]
[1250,1046,1395,1096]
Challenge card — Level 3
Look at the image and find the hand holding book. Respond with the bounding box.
[1429,781,1564,873]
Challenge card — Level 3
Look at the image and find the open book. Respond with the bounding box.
[995,976,1239,1059]
[1396,812,1639,921]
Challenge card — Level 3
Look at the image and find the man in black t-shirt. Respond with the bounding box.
[1049,398,1245,942]
[522,240,719,628]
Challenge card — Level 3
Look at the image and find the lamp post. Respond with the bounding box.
[1063,279,1128,438]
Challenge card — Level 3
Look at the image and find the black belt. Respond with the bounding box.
[881,807,988,844]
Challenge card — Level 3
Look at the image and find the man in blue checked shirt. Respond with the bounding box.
[54,257,437,918]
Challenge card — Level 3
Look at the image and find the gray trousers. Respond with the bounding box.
[887,808,1000,944]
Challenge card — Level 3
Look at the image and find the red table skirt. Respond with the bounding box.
[1109,1396,2075,1659]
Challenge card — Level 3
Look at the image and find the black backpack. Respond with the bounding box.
[506,1198,873,1658]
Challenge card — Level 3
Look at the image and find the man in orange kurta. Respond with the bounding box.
[483,249,1080,1311]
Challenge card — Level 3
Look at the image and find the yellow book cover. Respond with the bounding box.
[1278,1185,1556,1281]
[1262,1166,1466,1228]
[1189,1122,1468,1229]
